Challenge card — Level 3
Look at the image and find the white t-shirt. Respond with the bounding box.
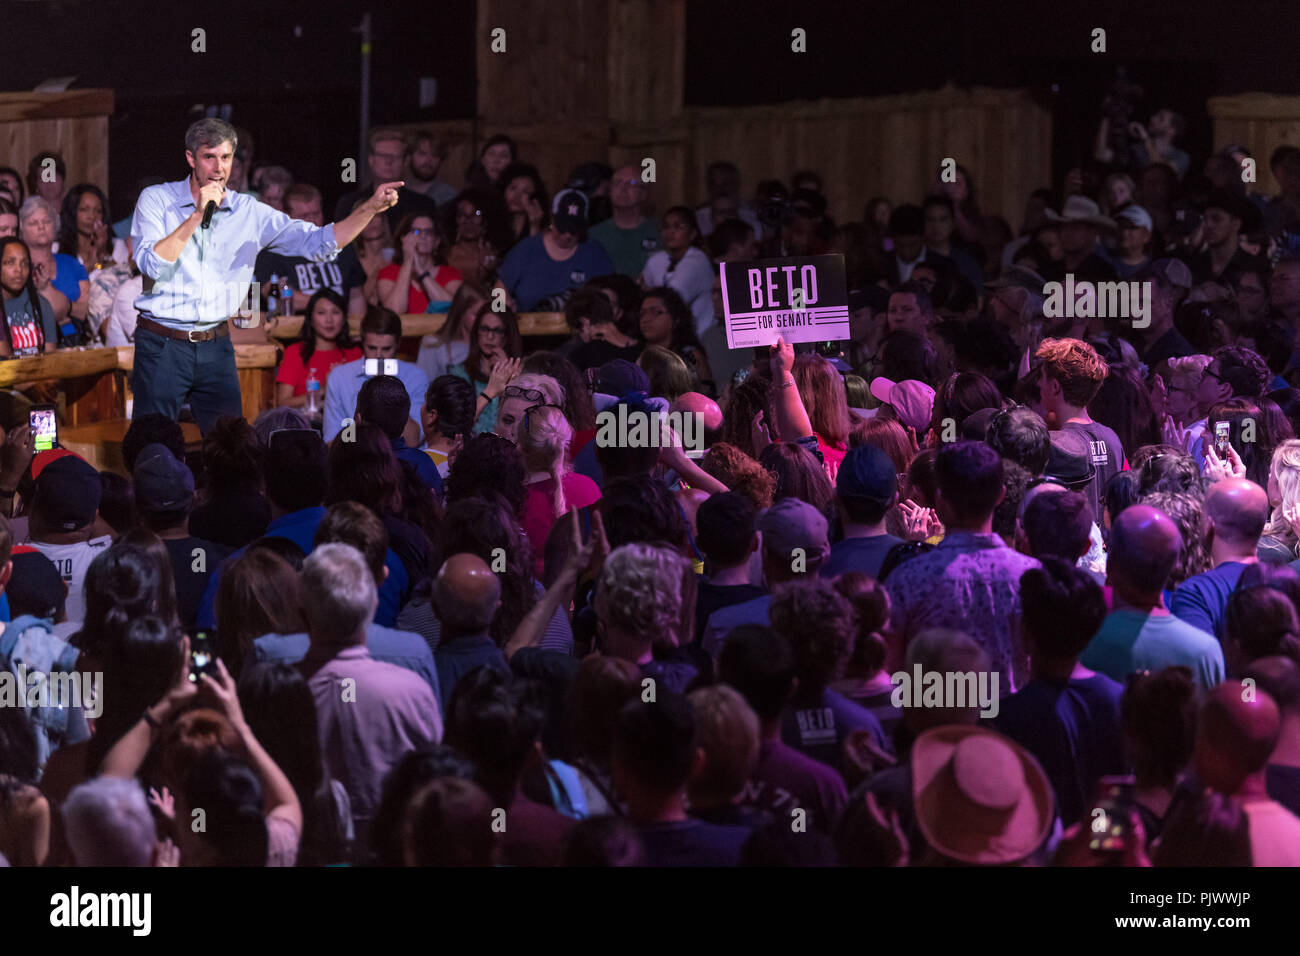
[26,535,113,624]
[642,246,716,339]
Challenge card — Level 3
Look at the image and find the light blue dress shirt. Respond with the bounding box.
[131,178,340,329]
[322,357,429,443]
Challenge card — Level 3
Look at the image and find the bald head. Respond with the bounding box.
[432,553,502,638]
[1108,505,1182,600]
[1195,682,1281,794]
[1205,478,1269,548]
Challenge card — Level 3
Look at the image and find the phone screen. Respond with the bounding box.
[189,631,216,683]
[1089,776,1136,855]
[30,407,57,452]
[1215,421,1231,456]
[364,358,398,376]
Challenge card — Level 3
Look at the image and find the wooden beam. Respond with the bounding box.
[0,89,115,122]
[269,312,569,340]
[0,347,120,388]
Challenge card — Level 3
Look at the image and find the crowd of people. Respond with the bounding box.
[4,105,1300,868]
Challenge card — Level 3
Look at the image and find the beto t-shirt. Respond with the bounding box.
[1062,420,1124,520]
[27,535,113,624]
[255,245,366,305]
[4,289,57,355]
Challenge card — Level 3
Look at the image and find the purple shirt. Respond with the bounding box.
[885,532,1040,691]
[306,645,442,829]
[741,737,849,832]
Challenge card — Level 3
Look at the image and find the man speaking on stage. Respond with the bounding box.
[130,117,399,432]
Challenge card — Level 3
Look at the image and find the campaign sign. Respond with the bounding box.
[720,254,850,349]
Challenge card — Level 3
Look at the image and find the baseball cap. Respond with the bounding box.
[31,448,79,480]
[869,377,936,433]
[1115,205,1153,232]
[133,442,195,514]
[594,358,649,398]
[552,188,590,234]
[756,498,830,566]
[837,445,897,504]
[34,454,101,532]
[7,545,65,620]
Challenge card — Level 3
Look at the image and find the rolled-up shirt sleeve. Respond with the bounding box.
[131,188,179,282]
[258,207,340,262]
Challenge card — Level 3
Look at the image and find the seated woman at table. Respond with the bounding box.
[449,305,523,435]
[0,236,58,356]
[275,289,361,408]
[378,213,462,314]
[19,196,87,342]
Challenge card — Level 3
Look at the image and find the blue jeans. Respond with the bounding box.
[132,325,242,434]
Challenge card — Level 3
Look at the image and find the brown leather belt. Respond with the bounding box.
[137,316,230,342]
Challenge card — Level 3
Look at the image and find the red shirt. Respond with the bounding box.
[277,342,363,396]
[378,263,462,313]
[521,472,602,575]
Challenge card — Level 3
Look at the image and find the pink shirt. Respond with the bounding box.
[306,645,442,829]
[521,472,602,575]
[816,434,847,484]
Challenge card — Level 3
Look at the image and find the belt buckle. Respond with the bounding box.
[187,326,203,343]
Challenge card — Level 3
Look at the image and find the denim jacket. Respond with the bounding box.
[0,614,92,774]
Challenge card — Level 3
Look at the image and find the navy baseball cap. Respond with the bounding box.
[7,546,65,619]
[133,442,195,513]
[837,445,897,504]
[595,358,649,397]
[34,454,101,531]
[552,188,590,233]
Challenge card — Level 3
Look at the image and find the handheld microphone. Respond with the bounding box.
[201,200,216,229]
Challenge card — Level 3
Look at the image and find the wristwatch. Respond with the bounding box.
[418,270,431,283]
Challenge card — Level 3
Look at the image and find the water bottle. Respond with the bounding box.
[279,275,293,317]
[267,274,279,317]
[306,367,321,416]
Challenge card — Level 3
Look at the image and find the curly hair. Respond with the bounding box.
[1035,337,1109,407]
[700,442,776,511]
[1140,489,1210,584]
[768,578,855,695]
[721,373,776,457]
[594,543,686,647]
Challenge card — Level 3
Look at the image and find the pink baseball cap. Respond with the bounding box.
[869,378,935,433]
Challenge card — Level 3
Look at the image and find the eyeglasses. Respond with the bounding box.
[504,385,544,403]
[479,325,507,338]
[371,151,404,162]
[410,228,434,237]
[523,402,565,432]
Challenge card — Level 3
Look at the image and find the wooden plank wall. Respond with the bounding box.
[1210,93,1300,197]
[0,90,114,193]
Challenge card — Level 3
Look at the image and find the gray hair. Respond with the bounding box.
[905,628,992,675]
[18,195,56,226]
[254,406,312,447]
[301,542,377,643]
[63,777,156,867]
[594,543,685,646]
[185,118,238,156]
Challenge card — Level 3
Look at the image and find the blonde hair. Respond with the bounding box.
[518,403,572,518]
[1166,354,1211,393]
[1264,440,1300,547]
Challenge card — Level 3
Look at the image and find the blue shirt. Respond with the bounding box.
[1080,608,1225,689]
[433,633,508,705]
[322,358,429,443]
[820,534,904,581]
[50,253,88,305]
[1170,561,1249,641]
[497,234,614,311]
[994,673,1127,827]
[392,435,442,496]
[253,623,441,708]
[702,594,773,661]
[197,506,409,629]
[132,178,340,327]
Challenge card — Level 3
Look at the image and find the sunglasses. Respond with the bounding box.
[504,384,545,403]
[523,402,565,432]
